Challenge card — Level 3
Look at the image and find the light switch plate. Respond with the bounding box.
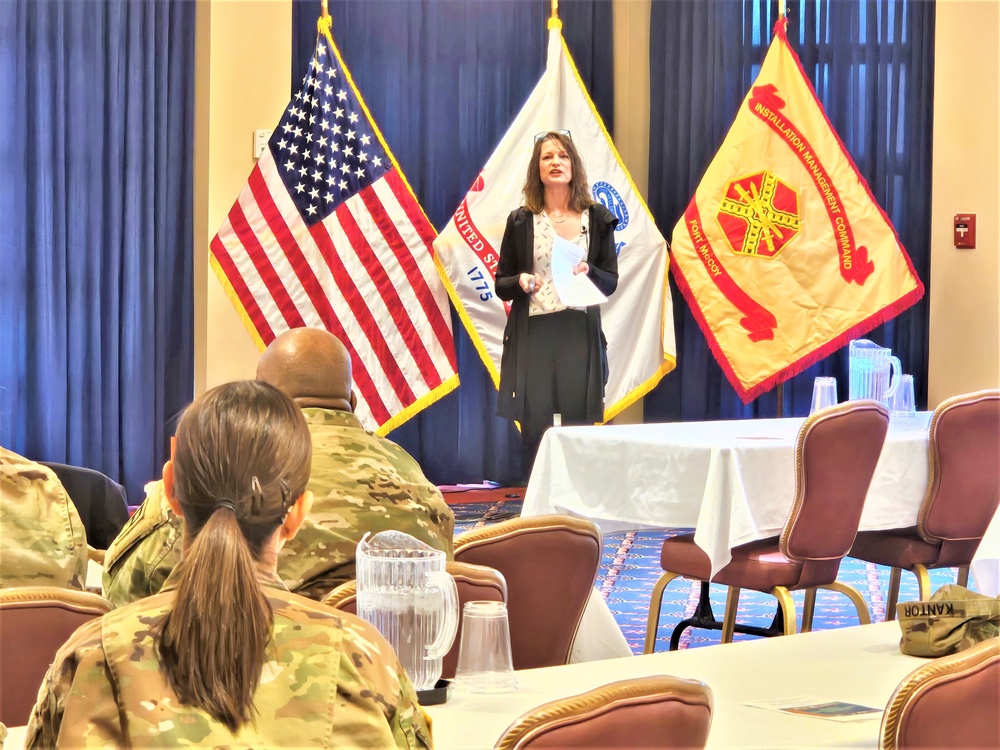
[253,129,271,160]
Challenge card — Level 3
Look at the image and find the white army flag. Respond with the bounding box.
[433,18,676,420]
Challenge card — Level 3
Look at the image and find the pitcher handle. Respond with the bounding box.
[884,355,902,400]
[424,570,459,660]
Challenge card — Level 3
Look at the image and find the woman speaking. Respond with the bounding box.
[495,130,618,480]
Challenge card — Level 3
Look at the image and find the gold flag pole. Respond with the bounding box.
[775,0,788,416]
[318,0,331,36]
[548,0,561,30]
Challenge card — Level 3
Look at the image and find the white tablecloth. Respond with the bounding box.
[428,621,925,749]
[972,508,1000,596]
[525,413,934,576]
[4,625,923,750]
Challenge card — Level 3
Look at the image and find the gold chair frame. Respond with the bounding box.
[453,513,601,552]
[0,585,113,612]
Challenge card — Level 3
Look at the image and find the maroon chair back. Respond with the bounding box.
[454,515,602,670]
[321,561,507,680]
[780,400,890,575]
[880,637,1000,749]
[919,390,1000,563]
[495,676,713,749]
[0,587,112,725]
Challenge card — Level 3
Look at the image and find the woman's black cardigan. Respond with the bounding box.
[494,204,619,424]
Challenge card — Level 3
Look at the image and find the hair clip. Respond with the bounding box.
[250,476,264,514]
[278,479,294,510]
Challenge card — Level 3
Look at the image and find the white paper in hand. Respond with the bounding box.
[550,235,607,307]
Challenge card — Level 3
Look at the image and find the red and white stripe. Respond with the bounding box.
[211,150,457,430]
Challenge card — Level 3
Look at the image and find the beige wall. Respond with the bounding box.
[612,0,650,196]
[194,0,1000,410]
[194,0,292,393]
[927,0,1000,406]
[609,0,652,424]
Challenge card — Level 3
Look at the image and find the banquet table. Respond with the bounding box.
[524,413,937,577]
[0,624,927,750]
[427,620,926,749]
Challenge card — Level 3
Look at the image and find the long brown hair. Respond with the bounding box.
[522,131,593,214]
[156,380,311,731]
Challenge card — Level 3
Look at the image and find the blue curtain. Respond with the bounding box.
[0,0,196,504]
[644,0,934,422]
[291,0,615,484]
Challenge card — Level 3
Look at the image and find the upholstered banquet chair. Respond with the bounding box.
[453,515,602,670]
[879,637,1000,749]
[0,586,113,725]
[644,401,890,653]
[494,675,713,749]
[850,389,1000,619]
[322,560,507,680]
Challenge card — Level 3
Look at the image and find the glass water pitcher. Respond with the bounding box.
[848,339,902,405]
[356,530,459,690]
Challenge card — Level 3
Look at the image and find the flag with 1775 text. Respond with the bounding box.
[434,18,676,421]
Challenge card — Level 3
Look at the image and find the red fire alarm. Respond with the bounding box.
[954,214,976,248]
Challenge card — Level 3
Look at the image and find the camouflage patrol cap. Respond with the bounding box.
[898,584,1000,657]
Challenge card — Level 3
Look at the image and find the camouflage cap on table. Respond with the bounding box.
[898,583,1000,657]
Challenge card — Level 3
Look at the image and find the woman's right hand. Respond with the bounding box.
[519,273,541,294]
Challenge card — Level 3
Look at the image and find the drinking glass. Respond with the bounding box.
[453,601,518,694]
[887,374,916,418]
[810,377,838,414]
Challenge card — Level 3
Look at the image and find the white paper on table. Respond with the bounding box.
[746,695,883,722]
[550,235,608,307]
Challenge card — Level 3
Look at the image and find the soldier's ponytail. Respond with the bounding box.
[156,381,311,731]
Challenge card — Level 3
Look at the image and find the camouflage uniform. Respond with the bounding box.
[103,408,454,606]
[102,480,180,606]
[27,569,433,748]
[0,447,87,590]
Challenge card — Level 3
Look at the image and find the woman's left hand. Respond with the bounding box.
[573,261,589,276]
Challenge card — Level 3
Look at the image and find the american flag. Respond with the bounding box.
[210,24,458,432]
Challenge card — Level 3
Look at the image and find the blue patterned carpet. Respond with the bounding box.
[453,500,972,654]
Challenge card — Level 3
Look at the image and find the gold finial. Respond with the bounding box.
[778,0,787,17]
[318,0,332,36]
[550,0,558,20]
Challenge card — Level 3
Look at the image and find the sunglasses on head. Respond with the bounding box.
[534,129,572,143]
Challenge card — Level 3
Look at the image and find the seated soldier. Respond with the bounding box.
[28,380,430,747]
[103,328,455,606]
[0,446,88,590]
